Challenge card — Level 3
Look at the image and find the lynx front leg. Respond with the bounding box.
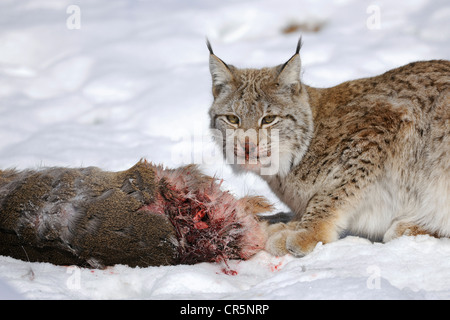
[265,191,344,257]
[266,163,379,256]
[266,221,339,257]
[265,111,392,256]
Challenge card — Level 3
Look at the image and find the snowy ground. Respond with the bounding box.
[0,0,449,300]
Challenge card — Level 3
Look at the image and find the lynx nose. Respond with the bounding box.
[244,141,257,161]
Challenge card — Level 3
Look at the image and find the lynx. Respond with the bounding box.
[207,39,450,257]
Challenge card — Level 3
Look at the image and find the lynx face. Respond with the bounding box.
[208,40,313,177]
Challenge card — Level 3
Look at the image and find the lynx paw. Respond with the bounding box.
[383,220,434,242]
[265,222,289,237]
[265,228,318,257]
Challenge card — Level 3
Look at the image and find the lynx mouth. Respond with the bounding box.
[233,146,272,161]
[233,146,273,167]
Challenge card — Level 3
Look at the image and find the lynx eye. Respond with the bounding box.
[261,115,277,125]
[226,115,240,125]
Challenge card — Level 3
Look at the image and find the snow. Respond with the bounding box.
[1,236,449,299]
[0,0,449,300]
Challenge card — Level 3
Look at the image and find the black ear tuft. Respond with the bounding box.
[295,36,303,55]
[206,38,214,55]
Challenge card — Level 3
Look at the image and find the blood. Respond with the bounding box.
[137,167,262,266]
[270,261,283,272]
[194,221,209,230]
[220,268,238,276]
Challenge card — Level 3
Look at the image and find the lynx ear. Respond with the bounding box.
[207,39,235,98]
[276,38,302,94]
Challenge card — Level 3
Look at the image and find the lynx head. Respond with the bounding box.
[207,39,313,177]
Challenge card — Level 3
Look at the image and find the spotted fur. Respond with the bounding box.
[208,40,450,257]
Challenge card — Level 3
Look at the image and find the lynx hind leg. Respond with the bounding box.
[383,220,437,242]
